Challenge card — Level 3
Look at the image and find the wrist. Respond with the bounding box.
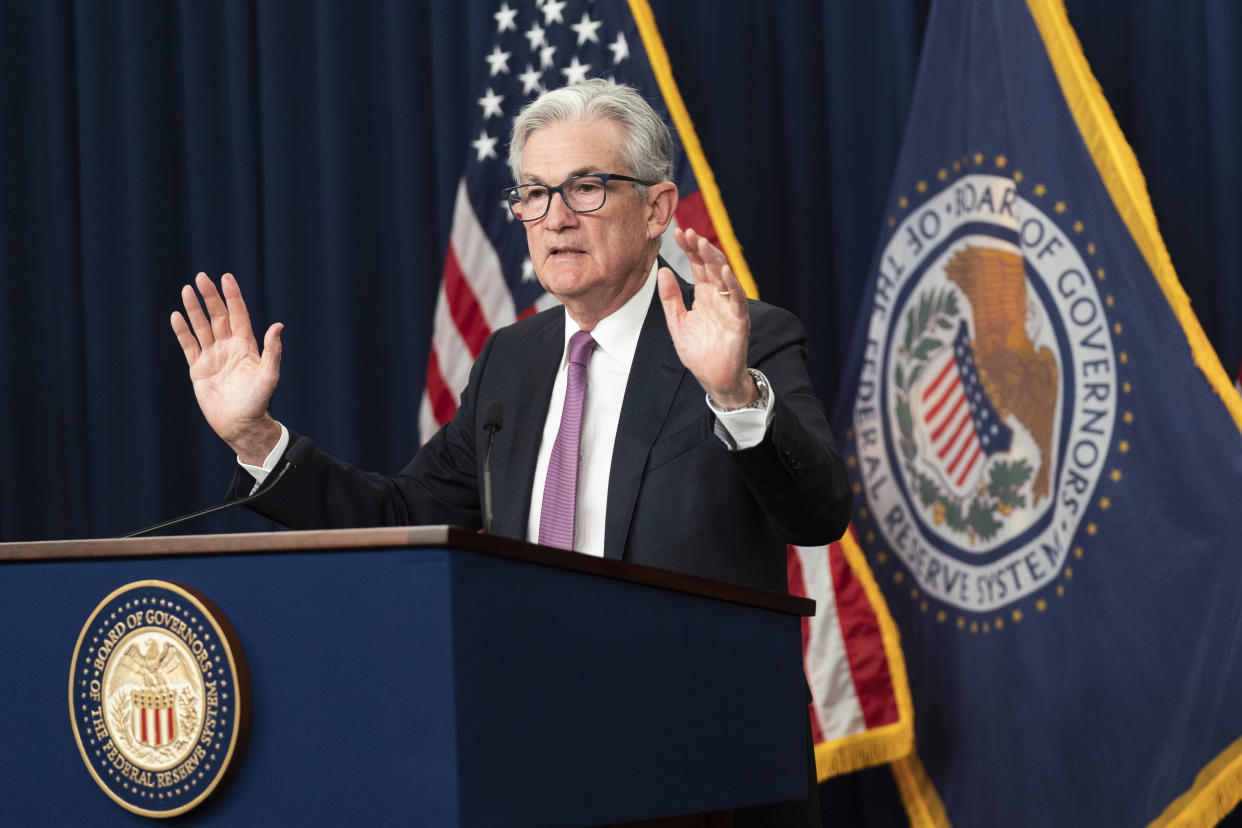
[709,369,766,412]
[229,416,283,466]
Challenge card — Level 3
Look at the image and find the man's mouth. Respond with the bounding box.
[549,246,585,256]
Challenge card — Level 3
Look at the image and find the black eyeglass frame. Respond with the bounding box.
[502,173,659,222]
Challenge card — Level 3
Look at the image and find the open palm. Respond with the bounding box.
[171,273,283,462]
[657,229,756,409]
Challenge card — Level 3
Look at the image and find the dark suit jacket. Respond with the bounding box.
[240,275,851,595]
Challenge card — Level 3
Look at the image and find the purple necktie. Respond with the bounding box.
[539,330,598,550]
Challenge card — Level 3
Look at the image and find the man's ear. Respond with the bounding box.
[645,182,679,240]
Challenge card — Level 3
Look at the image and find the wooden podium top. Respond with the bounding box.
[0,525,815,617]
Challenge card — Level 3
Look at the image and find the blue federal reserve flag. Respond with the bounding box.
[833,0,1242,824]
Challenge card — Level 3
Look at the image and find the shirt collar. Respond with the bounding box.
[560,260,658,368]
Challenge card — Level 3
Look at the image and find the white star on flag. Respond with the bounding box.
[518,63,544,95]
[493,2,518,33]
[608,31,629,64]
[561,55,591,85]
[541,0,567,25]
[478,87,504,119]
[485,44,512,76]
[571,11,603,46]
[471,130,499,161]
[524,21,547,49]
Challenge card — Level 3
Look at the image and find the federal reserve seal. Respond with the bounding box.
[854,167,1122,619]
[69,580,249,817]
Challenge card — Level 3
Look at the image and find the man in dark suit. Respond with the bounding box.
[172,80,850,823]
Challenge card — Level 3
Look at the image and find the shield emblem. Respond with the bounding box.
[131,688,178,748]
[915,320,1013,498]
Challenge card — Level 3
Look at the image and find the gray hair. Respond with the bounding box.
[507,79,675,197]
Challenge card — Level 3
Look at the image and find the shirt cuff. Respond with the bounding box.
[238,422,290,488]
[707,369,776,451]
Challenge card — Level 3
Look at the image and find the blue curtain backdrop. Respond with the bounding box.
[1,0,1238,543]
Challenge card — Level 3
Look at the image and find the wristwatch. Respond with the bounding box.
[717,368,769,412]
[743,368,770,410]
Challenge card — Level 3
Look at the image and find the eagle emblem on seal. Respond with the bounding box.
[894,244,1061,542]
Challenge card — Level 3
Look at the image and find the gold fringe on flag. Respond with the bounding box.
[892,752,953,828]
[1147,737,1242,828]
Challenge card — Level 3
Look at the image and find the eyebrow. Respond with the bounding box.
[520,166,603,184]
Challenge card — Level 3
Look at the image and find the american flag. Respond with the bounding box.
[423,0,912,785]
[918,320,1014,497]
[419,0,736,441]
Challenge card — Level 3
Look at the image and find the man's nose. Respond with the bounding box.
[543,190,579,230]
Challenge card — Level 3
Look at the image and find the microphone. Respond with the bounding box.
[481,402,503,535]
[121,436,316,538]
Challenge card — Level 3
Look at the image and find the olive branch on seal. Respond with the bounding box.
[892,287,1032,543]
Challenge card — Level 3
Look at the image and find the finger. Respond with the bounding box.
[675,227,698,261]
[701,235,731,274]
[692,231,731,291]
[196,272,233,342]
[702,246,747,311]
[220,273,256,345]
[706,242,744,295]
[682,232,733,305]
[718,262,749,312]
[181,279,215,348]
[259,322,284,384]
[170,311,201,367]
[674,228,711,289]
[656,267,686,330]
[678,228,710,270]
[681,227,724,264]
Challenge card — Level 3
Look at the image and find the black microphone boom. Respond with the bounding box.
[121,436,316,538]
[481,402,503,535]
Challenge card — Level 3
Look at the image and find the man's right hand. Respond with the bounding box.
[171,272,284,465]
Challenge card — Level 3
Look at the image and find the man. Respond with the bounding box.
[172,80,850,820]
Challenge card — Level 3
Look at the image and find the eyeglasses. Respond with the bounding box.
[502,173,658,222]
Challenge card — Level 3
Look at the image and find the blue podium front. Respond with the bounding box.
[1,527,812,827]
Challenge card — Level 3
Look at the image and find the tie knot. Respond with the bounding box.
[568,330,598,366]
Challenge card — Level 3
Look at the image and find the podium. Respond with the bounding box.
[0,527,813,826]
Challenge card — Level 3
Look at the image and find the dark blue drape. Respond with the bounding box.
[2,0,1238,550]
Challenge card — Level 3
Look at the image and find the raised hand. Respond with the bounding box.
[171,273,283,463]
[656,228,758,409]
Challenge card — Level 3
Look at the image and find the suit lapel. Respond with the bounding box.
[602,276,692,560]
[492,309,564,539]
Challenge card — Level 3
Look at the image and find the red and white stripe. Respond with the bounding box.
[788,535,907,777]
[920,348,983,495]
[420,179,519,442]
[136,705,176,747]
[789,541,899,739]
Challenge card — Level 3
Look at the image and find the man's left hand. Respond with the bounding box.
[657,228,758,409]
